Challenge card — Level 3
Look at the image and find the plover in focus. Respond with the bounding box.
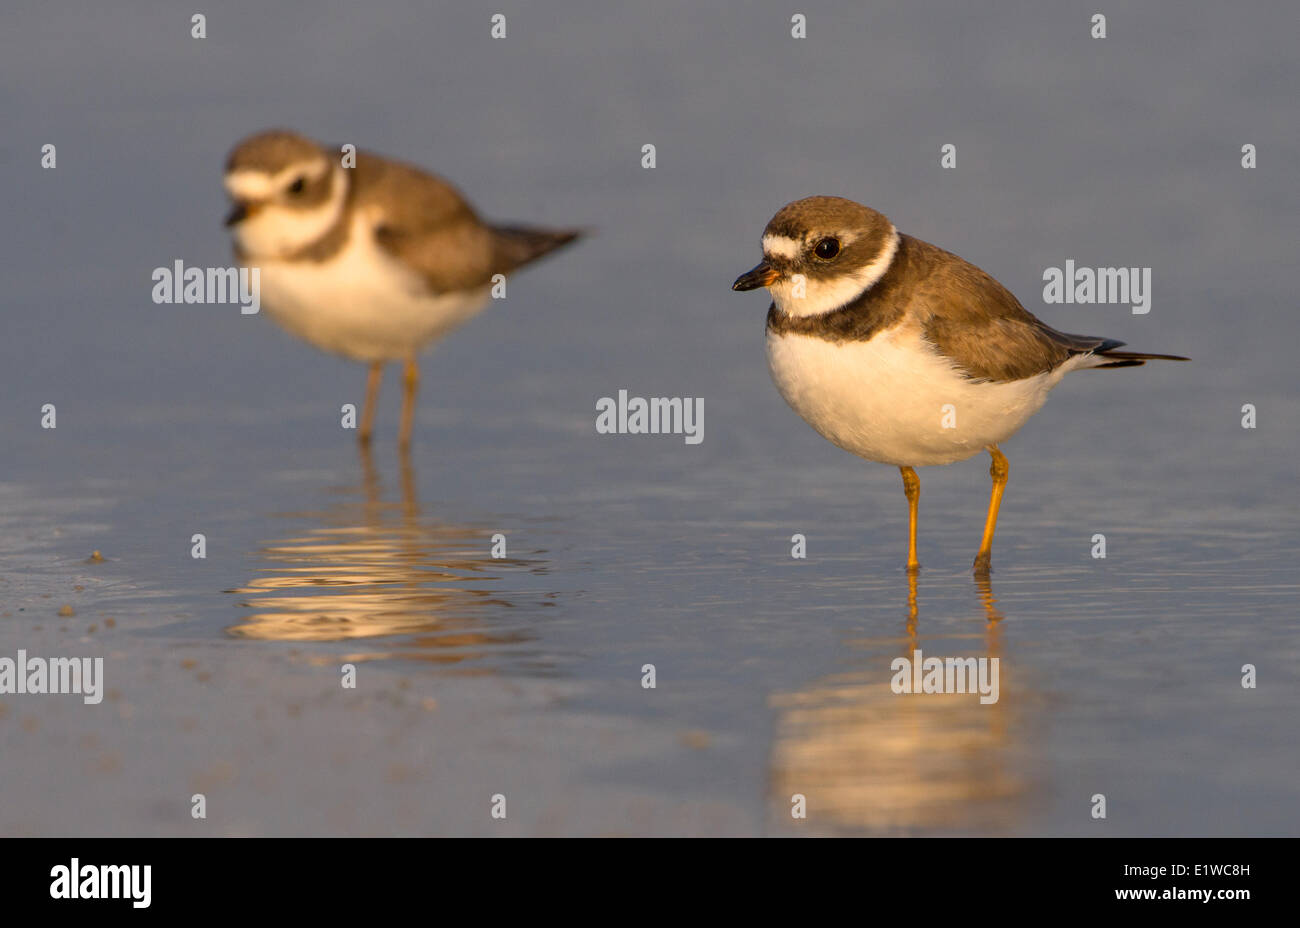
[732,196,1187,574]
[223,129,581,447]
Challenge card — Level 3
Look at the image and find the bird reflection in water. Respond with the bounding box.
[769,572,1037,835]
[226,447,547,671]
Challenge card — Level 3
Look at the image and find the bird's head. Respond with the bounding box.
[732,196,899,317]
[223,130,347,258]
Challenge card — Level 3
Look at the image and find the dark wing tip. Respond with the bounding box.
[491,224,584,273]
[1096,349,1191,362]
[1042,326,1189,370]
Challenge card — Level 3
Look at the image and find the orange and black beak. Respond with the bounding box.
[731,260,780,292]
[224,200,260,227]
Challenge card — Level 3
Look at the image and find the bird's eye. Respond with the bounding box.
[814,237,840,260]
[288,177,306,194]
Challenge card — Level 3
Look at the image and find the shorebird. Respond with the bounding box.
[733,196,1187,574]
[223,129,580,448]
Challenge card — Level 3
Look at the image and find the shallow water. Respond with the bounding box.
[2,1,1298,835]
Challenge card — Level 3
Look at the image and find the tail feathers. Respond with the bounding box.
[491,224,582,274]
[1090,357,1147,370]
[1050,330,1189,370]
[1090,347,1190,369]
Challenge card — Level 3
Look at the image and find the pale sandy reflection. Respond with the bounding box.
[226,449,546,669]
[769,575,1038,835]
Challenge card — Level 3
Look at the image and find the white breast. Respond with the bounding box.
[253,215,490,363]
[765,324,1068,467]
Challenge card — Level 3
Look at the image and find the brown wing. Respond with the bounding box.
[488,225,582,276]
[356,152,498,293]
[357,152,580,293]
[895,235,1119,382]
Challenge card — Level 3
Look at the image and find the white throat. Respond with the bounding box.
[231,165,349,259]
[769,225,899,318]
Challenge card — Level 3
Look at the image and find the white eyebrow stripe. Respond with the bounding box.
[762,234,802,261]
[767,224,899,319]
[224,170,278,200]
[223,160,328,201]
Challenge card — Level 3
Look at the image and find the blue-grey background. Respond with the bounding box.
[1,1,1296,835]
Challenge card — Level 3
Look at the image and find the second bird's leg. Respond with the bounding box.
[399,357,420,450]
[358,361,383,445]
[899,465,921,572]
[973,445,1009,575]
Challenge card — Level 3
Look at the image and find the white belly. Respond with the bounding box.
[765,325,1066,467]
[252,217,490,362]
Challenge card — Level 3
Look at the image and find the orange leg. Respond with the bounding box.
[359,362,383,444]
[973,445,1009,575]
[398,358,419,450]
[899,466,921,572]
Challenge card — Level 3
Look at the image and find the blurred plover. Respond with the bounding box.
[224,129,580,447]
[732,196,1186,574]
